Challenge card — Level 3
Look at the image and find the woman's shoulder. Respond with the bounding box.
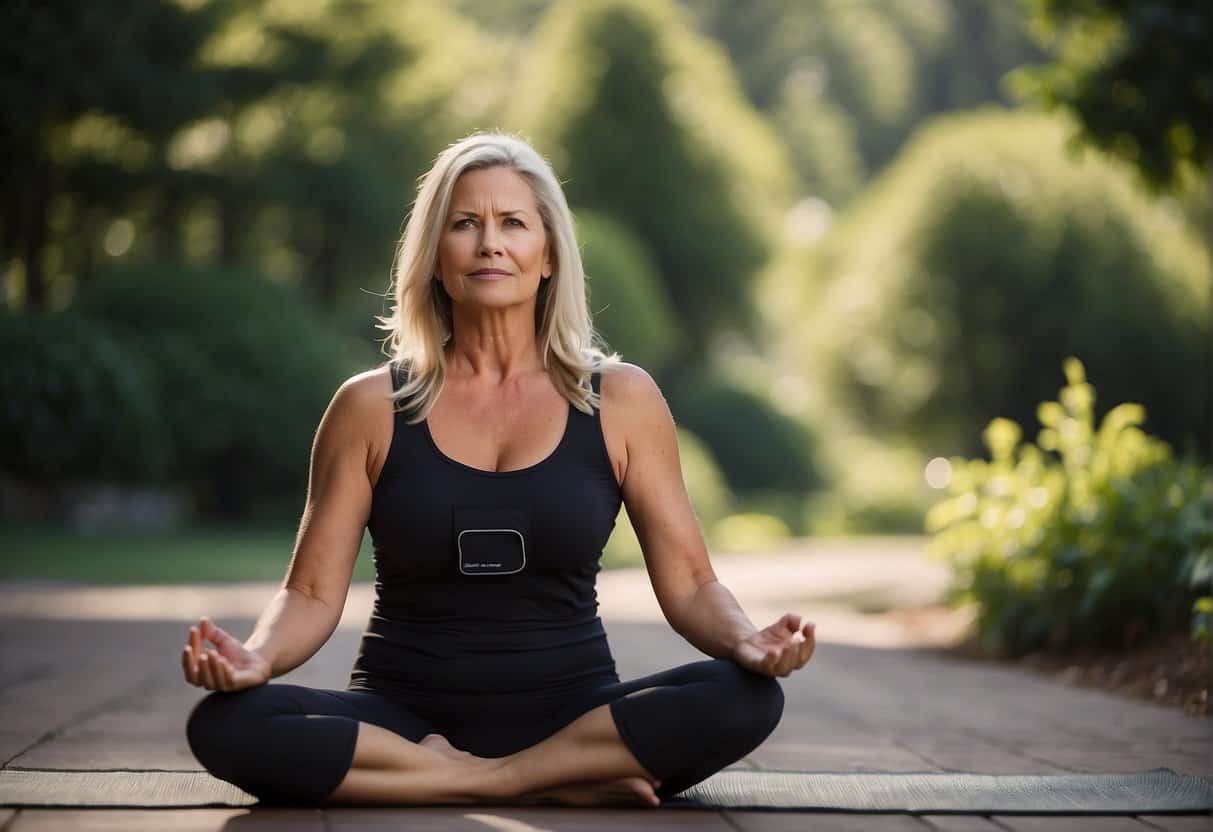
[341,364,396,399]
[598,361,667,414]
[326,365,396,424]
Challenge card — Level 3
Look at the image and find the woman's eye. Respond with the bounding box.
[453,217,524,229]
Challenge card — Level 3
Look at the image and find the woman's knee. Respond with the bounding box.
[185,687,277,777]
[714,660,785,741]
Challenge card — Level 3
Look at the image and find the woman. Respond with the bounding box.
[183,131,816,808]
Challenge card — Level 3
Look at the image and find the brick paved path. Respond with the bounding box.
[1,540,1208,830]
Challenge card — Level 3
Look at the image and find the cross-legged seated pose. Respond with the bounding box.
[182,132,816,808]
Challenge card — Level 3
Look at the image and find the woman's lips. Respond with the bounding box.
[468,269,511,280]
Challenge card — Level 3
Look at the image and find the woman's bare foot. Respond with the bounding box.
[417,734,660,807]
[419,733,478,763]
[524,775,662,807]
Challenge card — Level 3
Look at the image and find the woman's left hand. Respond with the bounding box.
[732,613,816,678]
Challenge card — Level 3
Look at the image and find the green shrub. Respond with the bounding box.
[805,435,931,534]
[926,357,1213,658]
[712,512,791,553]
[577,209,684,372]
[73,264,366,519]
[0,309,170,485]
[781,109,1209,459]
[668,374,822,496]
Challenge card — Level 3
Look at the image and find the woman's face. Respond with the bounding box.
[435,166,551,312]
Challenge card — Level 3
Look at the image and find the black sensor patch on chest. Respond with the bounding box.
[453,507,528,576]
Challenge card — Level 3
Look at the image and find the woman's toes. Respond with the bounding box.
[626,776,660,806]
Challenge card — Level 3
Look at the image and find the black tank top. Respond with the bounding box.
[348,362,624,698]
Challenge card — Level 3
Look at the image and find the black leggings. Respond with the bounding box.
[186,658,783,805]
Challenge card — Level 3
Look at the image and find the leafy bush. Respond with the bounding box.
[73,264,366,519]
[778,110,1209,459]
[712,512,791,553]
[576,209,684,372]
[668,374,822,496]
[805,435,931,534]
[926,357,1213,658]
[0,309,170,485]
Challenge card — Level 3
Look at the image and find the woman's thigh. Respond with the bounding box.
[186,684,435,804]
[188,684,434,742]
[543,659,785,796]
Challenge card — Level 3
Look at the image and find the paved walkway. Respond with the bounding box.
[1,538,1209,830]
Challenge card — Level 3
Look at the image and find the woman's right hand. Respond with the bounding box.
[182,616,271,692]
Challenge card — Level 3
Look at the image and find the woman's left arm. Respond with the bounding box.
[605,364,816,678]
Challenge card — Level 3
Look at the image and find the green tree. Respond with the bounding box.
[688,0,1044,203]
[770,110,1209,460]
[1,0,508,319]
[576,210,684,372]
[1011,1,1213,457]
[1012,0,1211,190]
[1,0,248,310]
[511,0,793,363]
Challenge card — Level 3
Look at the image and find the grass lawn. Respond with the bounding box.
[0,526,638,584]
[0,526,377,585]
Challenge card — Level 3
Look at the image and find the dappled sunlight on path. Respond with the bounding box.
[0,537,969,649]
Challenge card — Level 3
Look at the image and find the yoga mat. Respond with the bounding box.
[2,767,1211,814]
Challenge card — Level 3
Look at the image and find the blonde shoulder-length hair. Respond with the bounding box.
[376,131,620,422]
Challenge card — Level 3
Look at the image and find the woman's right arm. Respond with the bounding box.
[248,372,383,677]
[183,372,385,688]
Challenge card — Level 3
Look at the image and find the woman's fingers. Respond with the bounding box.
[200,617,228,649]
[182,645,196,685]
[197,652,213,689]
[206,650,225,691]
[799,625,816,664]
[183,627,202,685]
[184,621,244,691]
[775,647,797,677]
[216,651,234,691]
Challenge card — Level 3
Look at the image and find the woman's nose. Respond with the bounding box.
[479,222,504,255]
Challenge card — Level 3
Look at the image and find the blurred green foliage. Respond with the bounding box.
[4,0,1206,562]
[576,210,683,372]
[712,512,792,553]
[2,0,479,310]
[690,0,1044,204]
[775,109,1209,460]
[667,374,821,496]
[927,358,1213,657]
[513,0,791,358]
[806,437,933,535]
[0,308,169,484]
[69,264,366,518]
[1012,0,1211,189]
[0,525,376,584]
[1194,597,1212,649]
